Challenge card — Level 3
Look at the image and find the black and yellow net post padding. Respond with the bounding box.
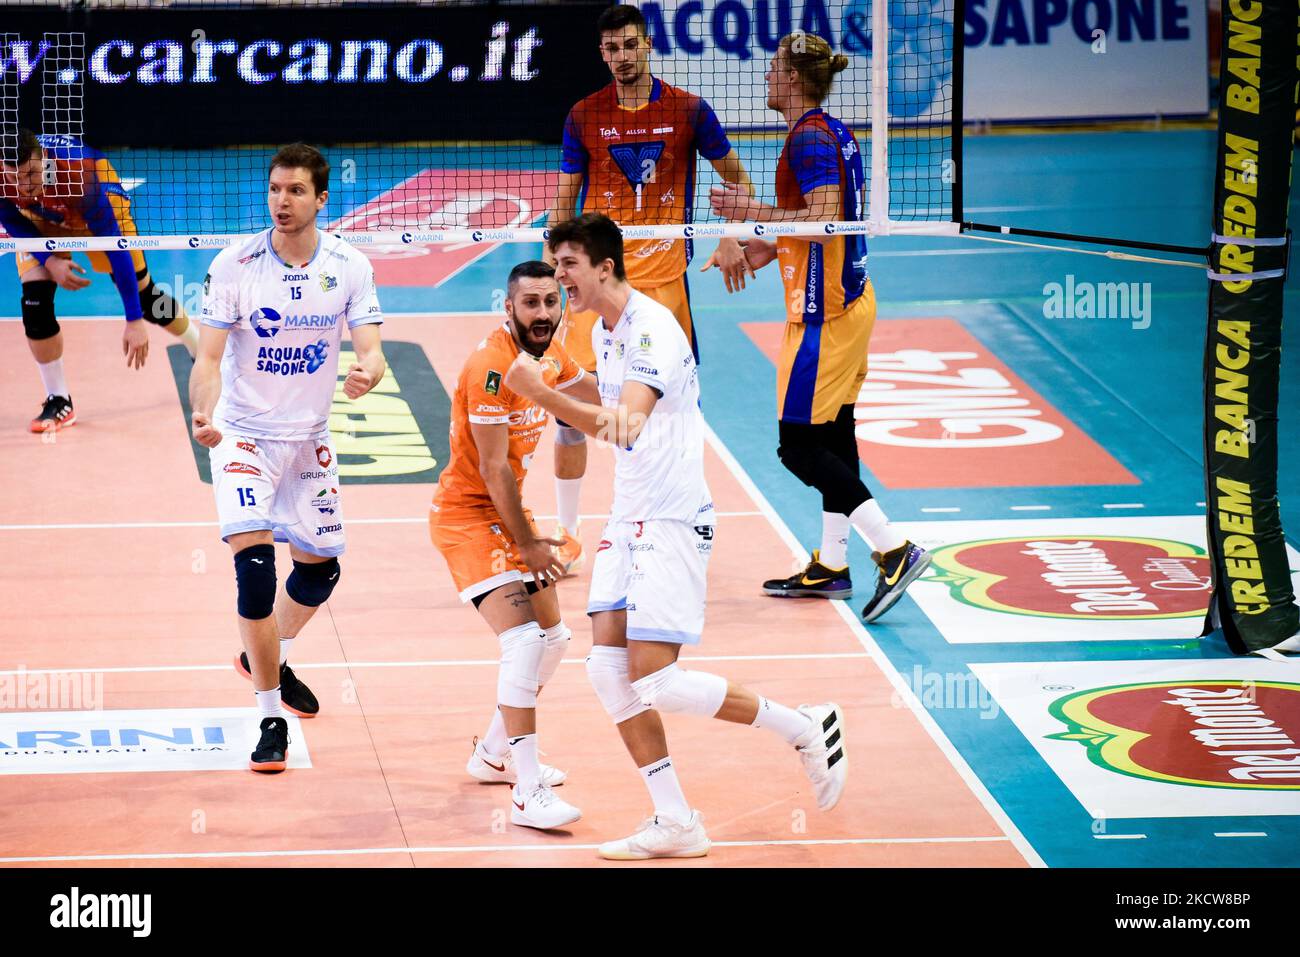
[1201,0,1299,654]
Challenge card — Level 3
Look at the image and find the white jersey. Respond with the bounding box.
[593,289,712,524]
[200,228,383,441]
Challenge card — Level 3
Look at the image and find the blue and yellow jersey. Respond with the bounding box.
[774,109,867,325]
[0,134,144,320]
[561,77,731,287]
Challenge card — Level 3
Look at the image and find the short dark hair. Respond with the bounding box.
[548,213,626,281]
[507,260,556,297]
[4,128,40,168]
[597,4,647,37]
[269,143,329,195]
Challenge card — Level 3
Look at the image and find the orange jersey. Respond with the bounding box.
[431,324,584,521]
[561,77,732,287]
[774,109,868,325]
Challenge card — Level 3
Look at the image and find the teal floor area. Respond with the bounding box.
[3,128,1298,866]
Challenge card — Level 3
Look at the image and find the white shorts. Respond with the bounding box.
[209,433,345,558]
[587,518,714,645]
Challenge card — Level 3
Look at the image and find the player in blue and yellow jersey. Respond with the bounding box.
[542,4,756,576]
[711,33,930,624]
[0,129,199,432]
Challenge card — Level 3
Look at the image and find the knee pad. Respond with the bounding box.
[585,646,647,724]
[138,278,180,326]
[21,280,58,341]
[631,664,727,718]
[538,623,570,687]
[497,622,546,709]
[776,423,821,488]
[233,543,277,620]
[554,423,586,447]
[285,558,340,607]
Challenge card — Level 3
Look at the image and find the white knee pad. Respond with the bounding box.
[585,646,647,724]
[632,664,728,717]
[538,623,571,688]
[497,622,546,709]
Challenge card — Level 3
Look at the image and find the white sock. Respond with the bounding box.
[752,696,814,745]
[849,498,906,553]
[482,708,509,754]
[37,358,69,400]
[178,321,200,357]
[555,477,582,532]
[278,637,293,665]
[819,512,850,568]
[508,732,541,792]
[639,757,692,826]
[255,686,284,718]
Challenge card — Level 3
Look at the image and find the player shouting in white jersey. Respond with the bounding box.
[506,213,847,860]
[189,144,386,772]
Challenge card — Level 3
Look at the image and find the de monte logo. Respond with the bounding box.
[1046,681,1300,790]
[923,535,1212,620]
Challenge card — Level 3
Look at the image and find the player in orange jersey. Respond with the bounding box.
[711,34,930,624]
[541,3,756,576]
[0,129,200,433]
[429,260,601,830]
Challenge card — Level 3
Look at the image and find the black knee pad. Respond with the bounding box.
[778,419,870,514]
[233,543,277,620]
[777,421,822,488]
[21,280,58,341]
[138,278,180,326]
[285,557,341,607]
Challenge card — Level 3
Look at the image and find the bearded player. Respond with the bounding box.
[430,260,599,830]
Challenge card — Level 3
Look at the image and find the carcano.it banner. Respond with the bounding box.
[1202,0,1298,652]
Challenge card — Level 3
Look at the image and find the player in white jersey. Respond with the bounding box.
[189,144,387,773]
[505,213,848,860]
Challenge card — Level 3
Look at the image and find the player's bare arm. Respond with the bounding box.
[470,419,566,583]
[45,257,91,292]
[344,322,386,399]
[700,150,758,292]
[189,323,230,448]
[507,354,658,449]
[543,172,584,266]
[710,182,841,227]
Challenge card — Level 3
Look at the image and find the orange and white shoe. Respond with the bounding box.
[555,524,584,577]
[30,394,75,433]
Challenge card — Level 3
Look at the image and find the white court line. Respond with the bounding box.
[0,835,1012,865]
[0,652,870,679]
[0,511,764,532]
[920,507,961,513]
[1102,503,1146,510]
[702,422,1046,869]
[1214,832,1268,838]
[1010,505,1052,512]
[1093,834,1146,840]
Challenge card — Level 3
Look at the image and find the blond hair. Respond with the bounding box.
[779,33,849,104]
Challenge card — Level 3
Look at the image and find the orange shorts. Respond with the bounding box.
[559,273,694,372]
[429,506,541,604]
